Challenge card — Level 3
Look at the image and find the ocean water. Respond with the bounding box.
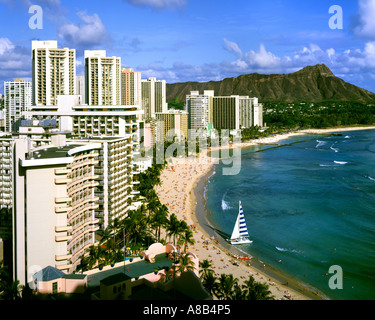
[206,130,375,300]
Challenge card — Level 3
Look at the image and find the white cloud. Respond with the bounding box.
[223,38,242,58]
[327,48,335,59]
[0,38,31,88]
[0,38,15,55]
[123,0,187,10]
[244,44,281,69]
[57,11,112,51]
[353,0,375,40]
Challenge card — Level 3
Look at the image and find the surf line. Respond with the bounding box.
[255,135,331,153]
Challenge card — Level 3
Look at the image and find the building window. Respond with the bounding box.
[52,282,58,294]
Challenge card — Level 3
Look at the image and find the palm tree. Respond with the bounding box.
[217,274,238,300]
[232,283,245,300]
[1,279,23,300]
[201,272,219,299]
[147,196,161,216]
[180,227,195,253]
[150,204,169,242]
[166,213,180,245]
[86,245,103,269]
[241,275,256,298]
[241,275,274,300]
[176,253,195,275]
[199,259,214,279]
[251,282,274,300]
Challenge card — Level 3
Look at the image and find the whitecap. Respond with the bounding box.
[330,144,339,153]
[276,246,303,254]
[334,161,347,165]
[221,199,231,211]
[345,136,350,139]
[276,246,288,252]
[316,140,327,148]
[368,176,375,182]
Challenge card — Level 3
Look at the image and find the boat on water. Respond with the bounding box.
[228,201,253,245]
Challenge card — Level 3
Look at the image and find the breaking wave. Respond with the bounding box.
[330,144,339,153]
[334,161,348,165]
[276,246,303,255]
[316,140,327,148]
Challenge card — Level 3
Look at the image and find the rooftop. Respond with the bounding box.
[29,144,81,160]
[86,253,173,288]
[34,266,66,282]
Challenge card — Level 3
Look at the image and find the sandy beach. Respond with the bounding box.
[154,125,375,300]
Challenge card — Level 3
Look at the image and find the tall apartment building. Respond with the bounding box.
[186,90,263,133]
[212,95,263,130]
[32,40,76,106]
[141,77,167,120]
[212,96,240,130]
[186,90,214,136]
[12,134,140,286]
[251,98,263,127]
[85,50,121,106]
[4,79,32,132]
[121,68,141,106]
[154,110,188,142]
[76,75,85,105]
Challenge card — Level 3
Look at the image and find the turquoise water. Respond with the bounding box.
[206,130,375,300]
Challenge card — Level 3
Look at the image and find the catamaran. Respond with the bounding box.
[229,201,253,245]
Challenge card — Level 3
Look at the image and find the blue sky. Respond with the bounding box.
[1,0,375,94]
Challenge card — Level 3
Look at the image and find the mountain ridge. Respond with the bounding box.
[166,64,375,103]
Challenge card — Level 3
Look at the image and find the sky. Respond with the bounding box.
[1,0,375,94]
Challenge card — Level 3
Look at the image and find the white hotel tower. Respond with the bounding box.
[12,134,141,286]
[84,50,121,106]
[32,41,76,106]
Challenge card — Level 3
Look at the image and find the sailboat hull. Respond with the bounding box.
[230,237,253,245]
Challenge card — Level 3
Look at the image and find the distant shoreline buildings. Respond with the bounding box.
[186,90,263,137]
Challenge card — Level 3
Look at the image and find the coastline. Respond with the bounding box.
[155,125,375,300]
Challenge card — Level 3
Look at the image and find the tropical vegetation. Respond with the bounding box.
[199,259,274,300]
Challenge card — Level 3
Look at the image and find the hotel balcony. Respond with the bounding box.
[55,206,72,214]
[70,159,99,170]
[70,222,100,243]
[68,203,99,222]
[54,168,71,175]
[55,197,72,204]
[55,234,72,242]
[55,254,72,261]
[55,177,72,185]
[55,263,70,272]
[55,225,73,233]
[68,181,100,196]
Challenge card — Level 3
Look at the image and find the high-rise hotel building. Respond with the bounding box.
[4,79,32,132]
[32,41,76,106]
[85,50,121,106]
[11,134,140,286]
[212,95,263,130]
[186,90,263,133]
[154,110,188,142]
[121,68,141,107]
[186,90,214,136]
[141,77,167,120]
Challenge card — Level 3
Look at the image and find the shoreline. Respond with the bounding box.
[192,165,327,300]
[155,125,375,300]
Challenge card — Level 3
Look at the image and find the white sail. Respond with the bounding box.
[230,201,252,245]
